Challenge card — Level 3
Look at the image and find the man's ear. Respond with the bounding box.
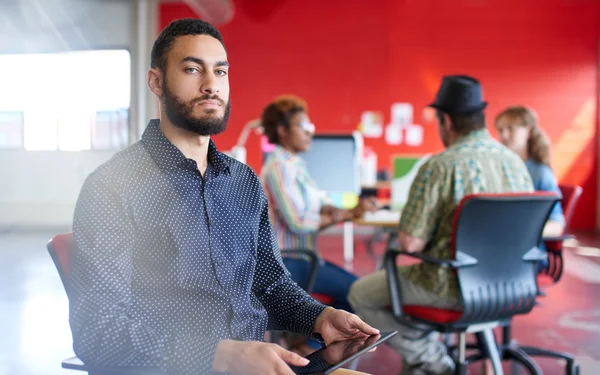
[148,68,163,98]
[276,124,287,140]
[442,113,453,132]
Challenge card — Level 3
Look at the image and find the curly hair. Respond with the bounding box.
[261,95,308,144]
[495,106,551,166]
[151,18,225,72]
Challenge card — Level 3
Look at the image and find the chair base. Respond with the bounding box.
[447,332,543,375]
[442,322,581,375]
[502,325,579,375]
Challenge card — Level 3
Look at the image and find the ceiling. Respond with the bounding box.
[0,0,132,53]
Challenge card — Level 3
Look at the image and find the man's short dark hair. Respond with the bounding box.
[436,110,486,134]
[150,18,225,72]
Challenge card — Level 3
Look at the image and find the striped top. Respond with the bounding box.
[260,146,326,251]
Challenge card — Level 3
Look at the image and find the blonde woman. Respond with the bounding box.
[495,106,565,236]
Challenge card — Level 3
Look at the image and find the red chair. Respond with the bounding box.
[538,184,583,286]
[47,233,163,375]
[385,193,580,375]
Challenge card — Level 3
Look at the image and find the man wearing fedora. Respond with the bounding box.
[348,75,534,375]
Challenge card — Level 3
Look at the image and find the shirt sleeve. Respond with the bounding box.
[536,165,565,225]
[399,159,447,241]
[262,160,322,234]
[252,194,327,335]
[70,174,222,375]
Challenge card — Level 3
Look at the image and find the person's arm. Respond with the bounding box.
[70,175,221,375]
[263,160,323,234]
[537,165,565,237]
[252,194,328,334]
[398,160,447,253]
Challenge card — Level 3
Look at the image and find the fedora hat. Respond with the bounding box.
[429,75,487,115]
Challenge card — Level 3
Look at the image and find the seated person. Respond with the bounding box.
[69,19,378,375]
[495,106,565,237]
[348,75,534,375]
[259,94,377,313]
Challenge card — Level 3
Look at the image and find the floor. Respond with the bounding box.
[1,229,600,375]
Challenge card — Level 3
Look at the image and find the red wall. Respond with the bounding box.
[160,0,599,229]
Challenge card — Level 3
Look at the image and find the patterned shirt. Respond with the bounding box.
[260,146,326,251]
[70,120,326,375]
[399,129,534,299]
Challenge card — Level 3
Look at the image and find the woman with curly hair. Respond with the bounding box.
[495,106,564,236]
[259,95,377,312]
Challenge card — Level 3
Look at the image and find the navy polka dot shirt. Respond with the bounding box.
[70,120,327,375]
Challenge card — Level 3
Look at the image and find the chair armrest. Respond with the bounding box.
[384,249,478,269]
[382,249,478,320]
[522,246,548,262]
[281,249,320,293]
[383,249,406,321]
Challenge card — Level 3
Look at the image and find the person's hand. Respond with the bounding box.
[321,205,337,217]
[321,205,347,224]
[350,197,379,219]
[213,340,309,375]
[313,307,380,345]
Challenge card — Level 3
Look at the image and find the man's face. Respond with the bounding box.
[157,35,231,136]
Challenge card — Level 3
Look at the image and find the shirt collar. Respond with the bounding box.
[454,128,490,146]
[141,119,230,175]
[273,145,304,166]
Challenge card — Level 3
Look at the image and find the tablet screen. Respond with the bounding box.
[290,331,397,375]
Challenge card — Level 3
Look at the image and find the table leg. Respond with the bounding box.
[343,221,354,263]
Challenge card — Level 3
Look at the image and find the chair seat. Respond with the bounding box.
[312,292,335,305]
[403,305,463,324]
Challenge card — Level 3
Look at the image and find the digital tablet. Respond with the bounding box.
[290,331,397,375]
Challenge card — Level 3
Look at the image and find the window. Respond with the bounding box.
[0,50,131,151]
[0,112,24,149]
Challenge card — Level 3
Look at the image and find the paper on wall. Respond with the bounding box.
[405,124,424,146]
[391,103,413,125]
[385,123,402,145]
[359,111,383,138]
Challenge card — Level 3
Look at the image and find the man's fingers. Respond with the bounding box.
[350,314,380,335]
[273,345,310,367]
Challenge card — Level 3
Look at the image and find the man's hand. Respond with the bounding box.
[213,340,309,375]
[398,231,426,253]
[313,307,379,345]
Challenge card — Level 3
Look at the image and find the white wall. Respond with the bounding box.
[0,151,117,228]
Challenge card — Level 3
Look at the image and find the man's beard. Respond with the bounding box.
[162,79,231,136]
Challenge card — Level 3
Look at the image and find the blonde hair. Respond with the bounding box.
[495,106,551,166]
